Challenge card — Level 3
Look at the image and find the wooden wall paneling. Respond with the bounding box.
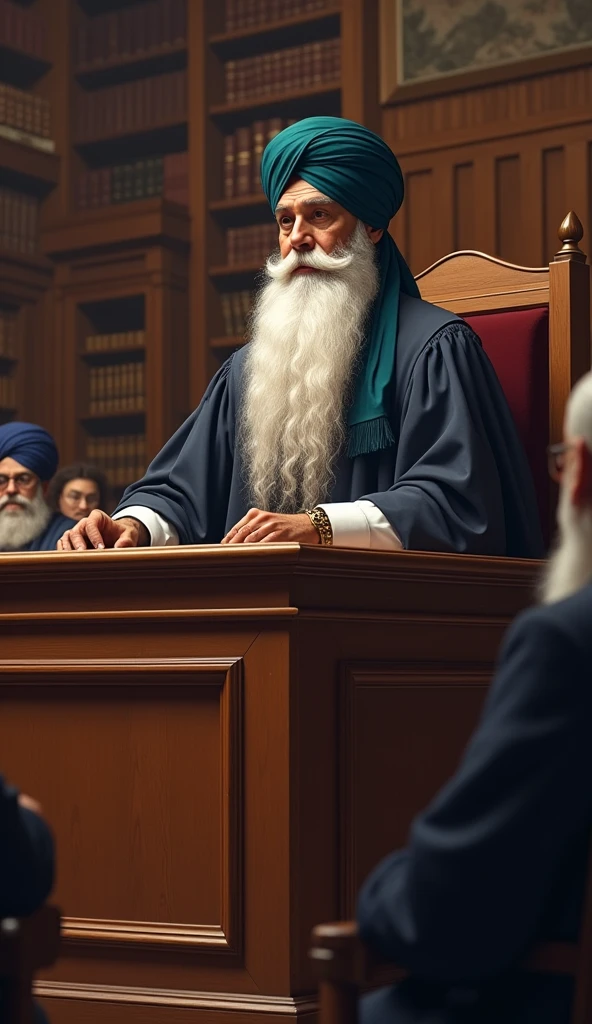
[471,155,497,257]
[340,0,380,132]
[403,168,435,276]
[453,162,475,251]
[495,154,523,264]
[383,63,592,272]
[543,147,567,265]
[564,139,592,262]
[519,147,544,266]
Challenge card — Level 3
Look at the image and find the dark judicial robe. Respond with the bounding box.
[358,581,592,1024]
[22,512,76,552]
[115,295,543,557]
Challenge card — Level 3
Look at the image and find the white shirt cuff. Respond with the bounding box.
[112,506,179,547]
[318,500,402,551]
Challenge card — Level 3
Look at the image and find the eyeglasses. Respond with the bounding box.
[0,472,36,491]
[547,442,575,483]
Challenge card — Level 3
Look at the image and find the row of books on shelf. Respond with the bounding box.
[226,38,340,103]
[0,373,15,410]
[220,289,254,337]
[84,330,145,353]
[225,0,333,31]
[89,363,145,415]
[0,0,46,62]
[0,311,17,358]
[77,153,188,209]
[86,434,146,488]
[224,117,293,198]
[0,84,52,146]
[76,0,186,69]
[0,187,38,255]
[227,223,277,265]
[76,70,186,144]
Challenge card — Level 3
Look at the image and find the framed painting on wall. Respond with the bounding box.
[380,0,592,104]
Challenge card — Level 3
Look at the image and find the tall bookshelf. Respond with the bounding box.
[43,0,191,498]
[0,0,57,425]
[188,0,379,403]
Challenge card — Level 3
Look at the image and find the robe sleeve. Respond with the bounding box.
[114,355,237,544]
[357,604,592,982]
[362,323,543,557]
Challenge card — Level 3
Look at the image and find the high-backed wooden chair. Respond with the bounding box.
[309,216,592,1024]
[416,211,590,544]
[0,907,61,1024]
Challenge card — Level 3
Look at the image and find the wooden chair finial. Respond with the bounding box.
[554,211,587,263]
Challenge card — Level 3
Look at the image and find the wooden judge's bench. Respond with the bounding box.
[0,545,538,1024]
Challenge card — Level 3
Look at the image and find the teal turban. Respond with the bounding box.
[260,116,420,458]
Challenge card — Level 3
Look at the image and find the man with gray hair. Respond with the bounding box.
[58,117,542,557]
[356,370,592,1023]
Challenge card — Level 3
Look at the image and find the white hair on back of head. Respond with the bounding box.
[540,369,592,604]
[566,370,592,445]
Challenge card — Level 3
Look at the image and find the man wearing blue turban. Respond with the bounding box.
[59,118,542,558]
[0,422,75,552]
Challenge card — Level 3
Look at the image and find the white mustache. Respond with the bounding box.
[0,494,31,513]
[265,241,356,282]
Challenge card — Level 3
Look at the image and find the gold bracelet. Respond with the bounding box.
[305,506,333,546]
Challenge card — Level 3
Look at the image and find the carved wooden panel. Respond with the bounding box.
[382,65,592,275]
[340,662,489,916]
[0,658,243,955]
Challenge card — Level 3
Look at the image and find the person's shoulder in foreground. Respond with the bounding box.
[356,368,592,1023]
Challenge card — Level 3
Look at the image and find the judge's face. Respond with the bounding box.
[275,179,382,272]
[0,456,41,514]
[59,477,101,521]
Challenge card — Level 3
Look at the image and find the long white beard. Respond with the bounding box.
[240,221,379,512]
[539,479,592,604]
[0,486,52,551]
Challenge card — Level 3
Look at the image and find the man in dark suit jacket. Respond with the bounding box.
[357,370,592,1024]
[0,776,54,1023]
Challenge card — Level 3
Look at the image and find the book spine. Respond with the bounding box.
[235,125,251,196]
[223,132,235,199]
[252,119,265,193]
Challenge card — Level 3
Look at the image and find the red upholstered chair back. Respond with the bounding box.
[463,306,550,542]
[414,213,591,552]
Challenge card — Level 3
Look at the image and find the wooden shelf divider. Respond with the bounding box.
[208,7,341,57]
[74,42,187,89]
[209,82,341,123]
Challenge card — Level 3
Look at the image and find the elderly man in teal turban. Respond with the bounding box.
[0,421,75,552]
[59,117,542,558]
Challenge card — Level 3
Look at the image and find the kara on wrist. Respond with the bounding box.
[305,506,333,546]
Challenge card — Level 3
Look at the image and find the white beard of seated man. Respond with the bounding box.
[240,219,379,513]
[0,485,51,551]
